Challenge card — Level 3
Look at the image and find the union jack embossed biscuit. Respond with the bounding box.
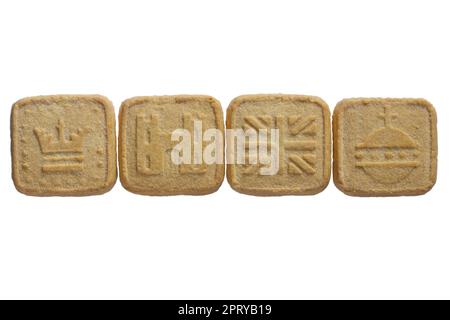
[11,95,117,196]
[333,98,437,196]
[119,95,225,195]
[226,94,331,195]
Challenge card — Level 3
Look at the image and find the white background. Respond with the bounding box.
[0,0,448,299]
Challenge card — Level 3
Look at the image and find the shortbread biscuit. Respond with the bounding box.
[333,98,437,196]
[226,94,331,195]
[11,95,117,196]
[119,95,224,195]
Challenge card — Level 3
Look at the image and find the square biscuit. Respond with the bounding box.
[226,94,331,195]
[119,95,225,195]
[333,98,437,196]
[11,95,117,196]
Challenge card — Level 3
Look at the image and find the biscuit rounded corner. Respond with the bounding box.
[310,173,332,196]
[11,95,39,110]
[210,164,226,192]
[226,95,246,121]
[331,163,358,197]
[118,165,158,196]
[210,180,225,194]
[203,95,222,109]
[416,98,437,121]
[226,165,247,195]
[227,182,254,196]
[412,176,437,196]
[332,178,358,197]
[94,169,118,196]
[90,94,113,106]
[119,96,143,111]
[307,95,330,114]
[118,172,140,195]
[12,174,36,197]
[228,94,251,107]
[333,98,356,117]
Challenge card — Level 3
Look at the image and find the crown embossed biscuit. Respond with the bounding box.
[333,98,437,196]
[119,95,225,195]
[226,95,331,195]
[11,95,117,196]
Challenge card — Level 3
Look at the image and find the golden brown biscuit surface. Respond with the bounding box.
[333,98,437,196]
[226,94,331,196]
[11,95,117,196]
[119,95,224,195]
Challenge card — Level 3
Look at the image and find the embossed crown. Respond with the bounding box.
[34,120,87,154]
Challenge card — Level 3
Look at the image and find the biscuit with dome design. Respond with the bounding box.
[333,98,437,196]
